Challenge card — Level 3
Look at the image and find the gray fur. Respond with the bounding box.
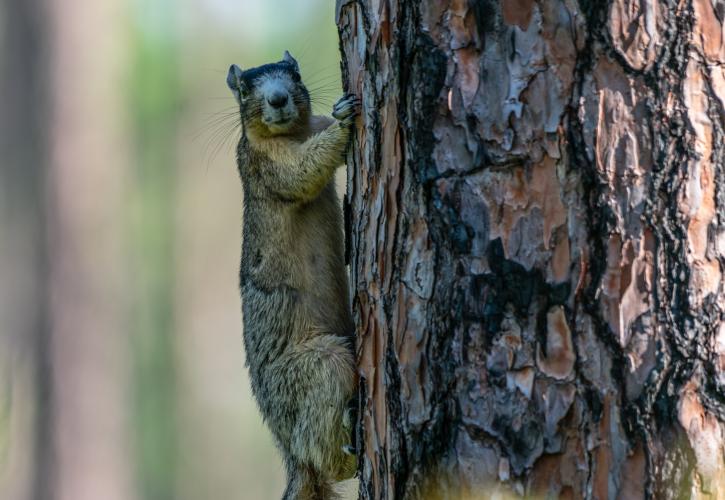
[228,54,359,499]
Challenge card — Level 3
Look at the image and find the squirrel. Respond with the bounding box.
[226,51,359,500]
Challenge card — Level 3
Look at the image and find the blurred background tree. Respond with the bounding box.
[0,1,344,499]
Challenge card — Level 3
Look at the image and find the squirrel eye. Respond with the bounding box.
[291,72,301,83]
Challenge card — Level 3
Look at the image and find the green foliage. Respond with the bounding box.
[127,3,180,499]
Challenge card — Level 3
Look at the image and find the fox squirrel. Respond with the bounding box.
[226,51,359,499]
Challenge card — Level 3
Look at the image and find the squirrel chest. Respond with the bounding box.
[240,177,351,350]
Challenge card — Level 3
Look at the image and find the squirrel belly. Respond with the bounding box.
[240,180,356,479]
[227,51,360,499]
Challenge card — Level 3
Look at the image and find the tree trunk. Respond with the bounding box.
[0,0,53,498]
[337,0,725,498]
[46,1,135,499]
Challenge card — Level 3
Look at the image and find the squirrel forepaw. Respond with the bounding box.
[332,94,360,126]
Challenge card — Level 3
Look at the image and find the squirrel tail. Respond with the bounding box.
[282,462,339,500]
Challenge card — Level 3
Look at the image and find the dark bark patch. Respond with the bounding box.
[401,33,447,185]
[468,0,501,37]
[488,400,544,474]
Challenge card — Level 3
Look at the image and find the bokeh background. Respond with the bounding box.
[0,0,347,498]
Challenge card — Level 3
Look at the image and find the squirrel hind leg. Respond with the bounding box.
[282,462,339,500]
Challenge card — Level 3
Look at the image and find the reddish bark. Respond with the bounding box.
[338,0,725,498]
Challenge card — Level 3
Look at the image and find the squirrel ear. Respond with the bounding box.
[282,50,299,72]
[226,64,244,103]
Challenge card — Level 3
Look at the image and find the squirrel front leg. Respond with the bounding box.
[262,95,359,203]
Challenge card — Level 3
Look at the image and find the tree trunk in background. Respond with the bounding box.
[0,0,53,498]
[47,1,134,499]
[338,0,725,498]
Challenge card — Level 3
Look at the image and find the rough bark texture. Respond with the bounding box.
[337,0,725,498]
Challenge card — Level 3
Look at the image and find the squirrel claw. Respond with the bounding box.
[343,407,354,429]
[342,444,356,455]
[333,94,360,125]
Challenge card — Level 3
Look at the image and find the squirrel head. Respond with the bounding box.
[227,51,311,137]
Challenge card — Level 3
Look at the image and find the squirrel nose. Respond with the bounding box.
[267,92,289,109]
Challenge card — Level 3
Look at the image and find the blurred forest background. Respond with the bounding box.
[0,0,343,499]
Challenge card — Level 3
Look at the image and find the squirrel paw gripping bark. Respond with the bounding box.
[332,94,360,126]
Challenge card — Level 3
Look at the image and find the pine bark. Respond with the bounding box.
[337,0,725,498]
